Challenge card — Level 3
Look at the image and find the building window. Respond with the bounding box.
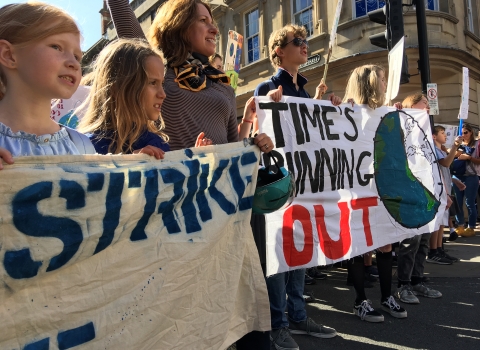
[292,0,314,37]
[245,8,260,64]
[467,0,479,36]
[354,0,435,18]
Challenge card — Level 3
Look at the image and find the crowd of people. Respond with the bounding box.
[0,1,475,350]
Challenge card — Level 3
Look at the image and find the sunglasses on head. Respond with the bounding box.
[281,37,309,48]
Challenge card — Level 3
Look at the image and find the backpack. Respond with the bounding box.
[450,145,475,176]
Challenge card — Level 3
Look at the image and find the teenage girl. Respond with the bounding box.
[0,2,93,169]
[342,64,407,322]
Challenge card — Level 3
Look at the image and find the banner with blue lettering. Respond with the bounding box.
[0,142,270,349]
[255,97,446,276]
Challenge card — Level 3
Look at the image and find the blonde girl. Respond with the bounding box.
[343,64,406,323]
[0,2,91,169]
[78,39,181,158]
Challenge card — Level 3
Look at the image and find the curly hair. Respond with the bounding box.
[148,0,214,67]
[342,64,386,109]
[268,24,307,68]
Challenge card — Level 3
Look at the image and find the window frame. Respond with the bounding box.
[291,0,315,38]
[352,0,437,19]
[244,7,261,65]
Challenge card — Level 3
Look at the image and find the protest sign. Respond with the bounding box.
[224,30,243,92]
[458,67,469,120]
[255,97,446,276]
[0,142,270,349]
[50,85,90,128]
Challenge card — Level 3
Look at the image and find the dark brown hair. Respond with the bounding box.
[149,0,213,67]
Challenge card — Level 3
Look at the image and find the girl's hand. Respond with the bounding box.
[195,132,213,147]
[453,178,466,191]
[133,145,165,160]
[446,195,452,209]
[267,85,283,102]
[347,98,355,107]
[329,93,342,106]
[394,102,403,110]
[254,133,274,153]
[314,79,328,99]
[0,147,13,170]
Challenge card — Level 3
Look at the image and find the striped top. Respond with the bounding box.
[107,0,239,150]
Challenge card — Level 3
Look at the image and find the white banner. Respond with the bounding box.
[256,97,446,276]
[459,67,469,119]
[0,143,270,349]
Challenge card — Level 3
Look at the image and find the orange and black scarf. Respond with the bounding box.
[173,53,230,91]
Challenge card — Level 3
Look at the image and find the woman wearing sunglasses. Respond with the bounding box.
[452,123,480,237]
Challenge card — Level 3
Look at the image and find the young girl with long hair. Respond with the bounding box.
[78,38,175,157]
[342,64,407,323]
[0,2,92,167]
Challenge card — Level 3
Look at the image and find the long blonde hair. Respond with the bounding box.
[342,64,386,109]
[149,0,213,67]
[77,39,169,154]
[0,2,79,100]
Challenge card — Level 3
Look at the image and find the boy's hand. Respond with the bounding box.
[0,147,13,170]
[393,102,403,110]
[453,136,462,147]
[314,79,328,99]
[267,85,283,102]
[133,145,165,160]
[453,178,466,191]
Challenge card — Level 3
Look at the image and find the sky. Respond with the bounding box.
[1,0,103,51]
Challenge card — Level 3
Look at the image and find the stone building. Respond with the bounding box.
[83,0,480,126]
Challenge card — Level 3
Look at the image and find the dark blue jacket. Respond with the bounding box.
[254,68,310,98]
[89,129,170,155]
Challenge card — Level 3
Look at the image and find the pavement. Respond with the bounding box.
[289,231,480,350]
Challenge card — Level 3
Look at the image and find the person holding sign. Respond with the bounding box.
[342,64,407,322]
[0,2,94,166]
[253,24,340,350]
[395,94,447,305]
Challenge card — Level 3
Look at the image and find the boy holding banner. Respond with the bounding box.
[253,24,340,350]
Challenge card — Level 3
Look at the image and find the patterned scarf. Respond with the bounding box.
[173,53,230,91]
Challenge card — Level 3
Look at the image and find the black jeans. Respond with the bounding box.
[397,233,431,284]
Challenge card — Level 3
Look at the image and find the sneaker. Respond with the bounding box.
[440,249,459,262]
[289,317,337,338]
[426,252,452,265]
[365,265,379,278]
[353,300,384,322]
[304,273,316,285]
[448,231,458,242]
[303,291,315,303]
[455,226,465,236]
[365,272,378,282]
[307,267,327,280]
[395,284,419,304]
[461,228,476,237]
[412,283,442,298]
[270,327,299,350]
[381,295,407,318]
